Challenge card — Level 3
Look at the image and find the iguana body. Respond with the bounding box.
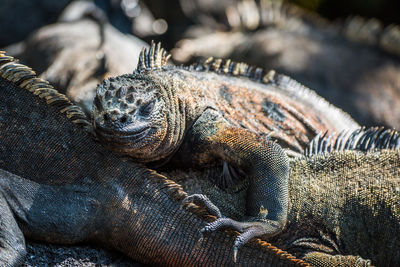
[0,52,308,266]
[92,42,358,252]
[0,52,398,266]
[173,0,400,128]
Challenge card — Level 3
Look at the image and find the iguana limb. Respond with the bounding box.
[182,109,289,259]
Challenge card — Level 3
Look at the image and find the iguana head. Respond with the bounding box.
[92,42,200,163]
[93,73,180,162]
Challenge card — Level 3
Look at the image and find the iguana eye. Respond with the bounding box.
[94,95,102,110]
[104,113,110,121]
[138,100,155,117]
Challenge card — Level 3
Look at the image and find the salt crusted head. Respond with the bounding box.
[93,42,192,163]
[93,74,175,162]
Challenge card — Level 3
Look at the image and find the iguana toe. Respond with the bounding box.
[184,194,284,262]
[182,194,222,218]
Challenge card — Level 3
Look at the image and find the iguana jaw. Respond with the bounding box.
[95,125,152,147]
[94,121,151,140]
[93,118,168,162]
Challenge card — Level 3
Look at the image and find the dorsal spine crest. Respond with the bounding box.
[136,41,171,72]
[0,53,91,131]
[198,56,276,84]
[305,127,400,156]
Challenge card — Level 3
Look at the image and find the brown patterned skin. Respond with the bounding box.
[92,43,358,254]
[0,53,309,266]
[173,0,400,128]
[93,45,359,157]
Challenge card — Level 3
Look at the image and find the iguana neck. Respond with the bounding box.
[144,70,213,165]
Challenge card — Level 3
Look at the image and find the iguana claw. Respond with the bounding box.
[182,194,222,218]
[201,218,280,262]
[183,194,281,263]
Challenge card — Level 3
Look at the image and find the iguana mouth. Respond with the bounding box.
[95,123,152,142]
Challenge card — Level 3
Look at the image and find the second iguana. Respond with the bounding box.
[92,42,359,255]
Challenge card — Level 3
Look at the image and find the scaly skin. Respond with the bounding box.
[1,52,397,266]
[172,148,400,266]
[0,52,309,266]
[92,42,358,251]
[93,43,358,157]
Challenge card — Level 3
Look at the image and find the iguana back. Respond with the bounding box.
[93,43,359,157]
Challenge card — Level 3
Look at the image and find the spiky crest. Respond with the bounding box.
[305,127,400,156]
[194,56,276,83]
[0,52,91,131]
[380,24,400,57]
[136,41,171,72]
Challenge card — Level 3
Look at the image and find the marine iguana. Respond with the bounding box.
[92,42,359,255]
[173,0,400,128]
[0,52,307,266]
[0,51,399,266]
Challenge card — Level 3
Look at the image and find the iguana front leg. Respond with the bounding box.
[183,109,289,260]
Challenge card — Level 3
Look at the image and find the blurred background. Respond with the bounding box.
[1,0,400,48]
[291,0,400,25]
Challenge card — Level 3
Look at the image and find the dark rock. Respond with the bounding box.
[24,241,146,266]
[0,0,72,47]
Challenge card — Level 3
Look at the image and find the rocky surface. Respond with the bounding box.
[24,242,146,267]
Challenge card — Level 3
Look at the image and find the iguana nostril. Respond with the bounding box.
[120,116,127,123]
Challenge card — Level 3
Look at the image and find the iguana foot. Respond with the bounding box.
[202,218,281,262]
[183,194,282,262]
